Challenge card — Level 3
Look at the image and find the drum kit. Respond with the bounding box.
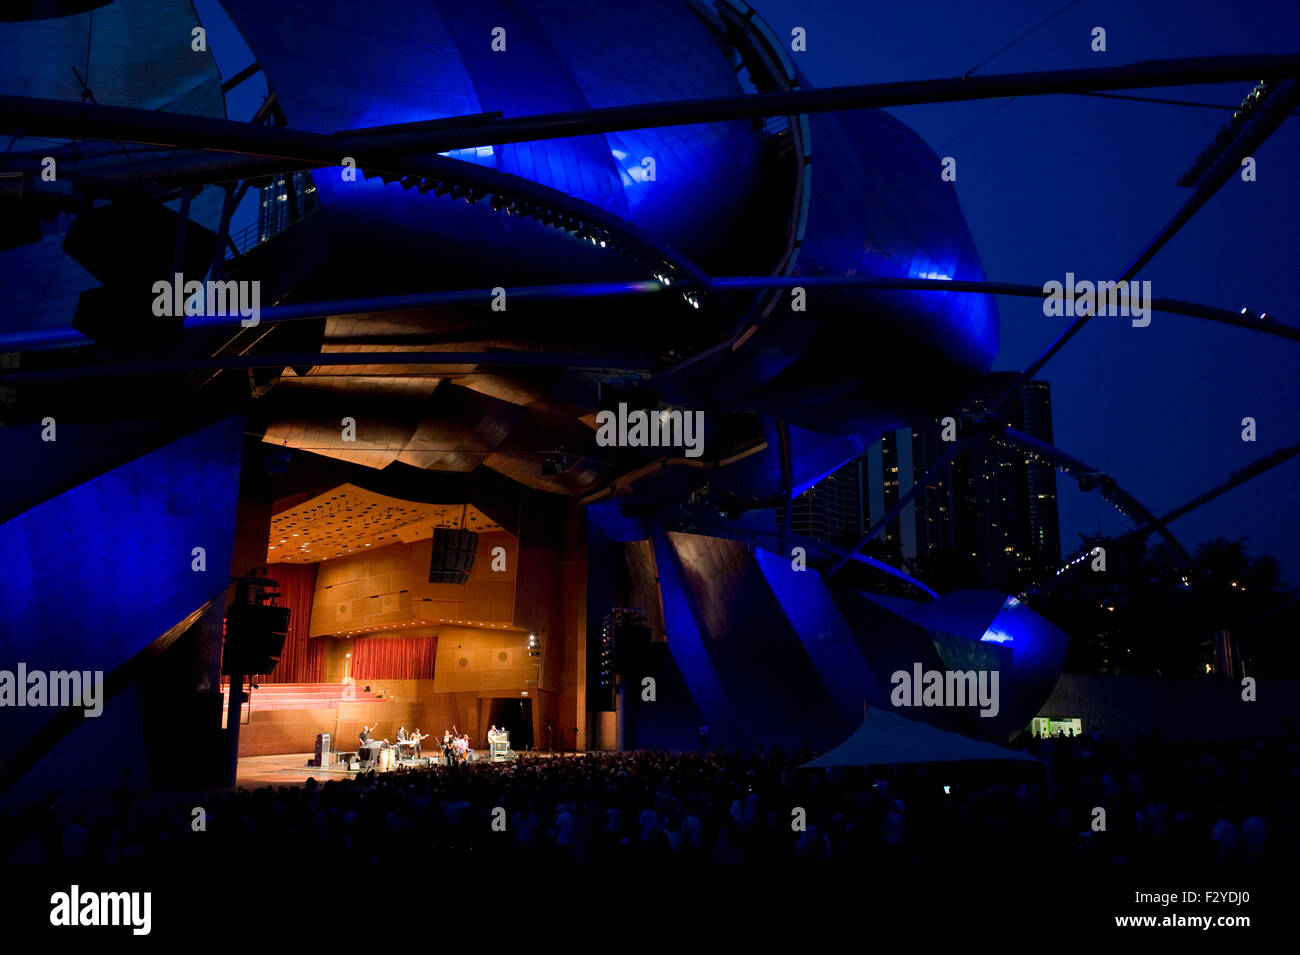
[357,739,418,772]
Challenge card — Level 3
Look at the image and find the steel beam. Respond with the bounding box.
[2,55,1296,156]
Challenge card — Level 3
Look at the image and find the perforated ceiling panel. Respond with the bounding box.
[268,483,502,563]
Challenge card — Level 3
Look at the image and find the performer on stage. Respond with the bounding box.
[358,724,383,766]
[410,728,426,758]
[391,726,412,759]
[487,724,508,759]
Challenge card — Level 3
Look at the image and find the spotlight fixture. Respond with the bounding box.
[1177,78,1290,188]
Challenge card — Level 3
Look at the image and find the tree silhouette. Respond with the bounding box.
[1036,535,1297,677]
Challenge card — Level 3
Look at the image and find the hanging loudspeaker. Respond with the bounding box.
[429,528,478,584]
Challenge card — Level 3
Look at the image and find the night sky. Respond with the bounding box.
[749,0,1300,583]
[195,0,1300,584]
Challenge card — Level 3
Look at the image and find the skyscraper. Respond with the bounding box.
[911,373,1061,591]
[790,454,866,546]
[880,431,902,555]
[1017,379,1062,574]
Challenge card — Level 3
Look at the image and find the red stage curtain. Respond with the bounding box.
[352,636,438,679]
[260,562,323,683]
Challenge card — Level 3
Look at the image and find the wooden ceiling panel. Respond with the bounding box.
[267,483,504,564]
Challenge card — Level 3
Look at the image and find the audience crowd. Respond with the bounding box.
[3,731,1296,871]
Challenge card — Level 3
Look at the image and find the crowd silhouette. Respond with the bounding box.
[3,730,1295,871]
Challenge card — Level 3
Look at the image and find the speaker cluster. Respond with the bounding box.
[428,527,478,584]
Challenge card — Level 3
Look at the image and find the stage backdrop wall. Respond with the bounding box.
[353,634,438,679]
[309,531,516,637]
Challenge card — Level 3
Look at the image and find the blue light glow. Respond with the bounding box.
[0,417,244,756]
[755,547,879,723]
[979,627,1014,644]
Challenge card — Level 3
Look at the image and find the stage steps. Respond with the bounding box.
[219,683,386,712]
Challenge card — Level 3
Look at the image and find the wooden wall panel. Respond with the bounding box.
[321,636,354,683]
[432,626,534,694]
[237,683,464,756]
[309,531,517,636]
[511,498,586,748]
[236,707,340,758]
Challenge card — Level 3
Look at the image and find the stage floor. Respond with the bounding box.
[237,753,358,788]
